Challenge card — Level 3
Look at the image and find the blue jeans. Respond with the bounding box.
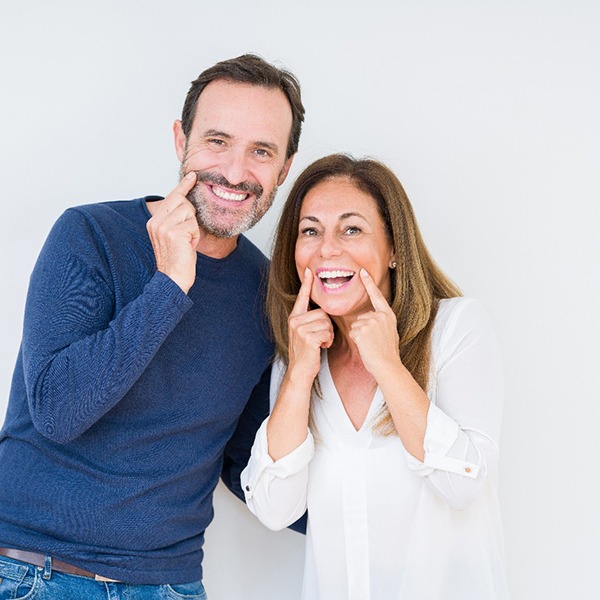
[0,555,207,600]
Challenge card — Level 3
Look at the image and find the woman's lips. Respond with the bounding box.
[316,269,356,290]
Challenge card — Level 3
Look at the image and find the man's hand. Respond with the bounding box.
[146,172,200,294]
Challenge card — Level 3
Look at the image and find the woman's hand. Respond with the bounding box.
[287,268,334,385]
[349,268,402,381]
[266,268,332,462]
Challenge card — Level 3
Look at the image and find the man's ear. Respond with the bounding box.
[173,120,187,163]
[277,153,296,186]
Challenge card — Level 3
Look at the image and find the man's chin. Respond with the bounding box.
[190,186,275,238]
[196,215,255,239]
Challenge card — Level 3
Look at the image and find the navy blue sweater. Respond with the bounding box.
[0,197,273,584]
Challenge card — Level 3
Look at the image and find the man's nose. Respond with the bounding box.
[219,149,250,186]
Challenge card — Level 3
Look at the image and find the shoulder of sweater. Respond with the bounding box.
[65,197,151,221]
[52,198,153,242]
[39,199,150,262]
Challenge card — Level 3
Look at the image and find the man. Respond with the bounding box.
[0,54,304,599]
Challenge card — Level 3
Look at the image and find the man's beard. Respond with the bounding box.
[180,166,278,239]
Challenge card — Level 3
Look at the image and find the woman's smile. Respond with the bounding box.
[295,178,394,317]
[316,268,356,291]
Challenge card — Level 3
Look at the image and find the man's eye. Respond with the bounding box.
[254,148,271,158]
[208,138,225,147]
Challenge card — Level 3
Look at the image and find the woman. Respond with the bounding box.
[241,154,508,599]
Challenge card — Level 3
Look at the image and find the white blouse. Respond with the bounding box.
[241,298,509,600]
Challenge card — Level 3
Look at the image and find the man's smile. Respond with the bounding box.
[210,185,249,202]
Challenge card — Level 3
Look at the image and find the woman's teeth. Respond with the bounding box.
[318,270,355,289]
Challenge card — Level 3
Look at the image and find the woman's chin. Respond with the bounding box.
[316,298,371,319]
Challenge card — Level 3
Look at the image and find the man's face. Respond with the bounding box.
[174,80,295,238]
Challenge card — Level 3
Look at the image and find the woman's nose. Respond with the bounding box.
[318,234,342,258]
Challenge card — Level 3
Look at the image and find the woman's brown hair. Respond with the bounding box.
[267,154,461,434]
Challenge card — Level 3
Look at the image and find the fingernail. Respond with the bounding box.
[185,172,195,179]
[305,267,311,276]
[360,268,368,277]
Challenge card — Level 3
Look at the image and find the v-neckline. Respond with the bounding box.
[321,351,383,436]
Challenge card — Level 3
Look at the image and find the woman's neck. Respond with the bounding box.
[326,317,378,431]
[328,315,360,361]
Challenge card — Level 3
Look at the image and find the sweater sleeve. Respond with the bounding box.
[21,208,193,443]
[403,298,504,510]
[221,365,271,503]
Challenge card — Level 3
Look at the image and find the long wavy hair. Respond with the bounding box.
[267,154,461,434]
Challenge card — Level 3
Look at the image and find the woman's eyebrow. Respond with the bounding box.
[339,212,368,221]
[299,212,368,224]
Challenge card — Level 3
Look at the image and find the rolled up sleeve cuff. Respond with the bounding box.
[405,402,480,479]
[241,417,314,500]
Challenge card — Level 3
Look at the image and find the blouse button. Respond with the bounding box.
[245,485,251,491]
[465,467,472,473]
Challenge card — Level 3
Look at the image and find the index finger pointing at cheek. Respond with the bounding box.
[359,268,390,312]
[291,268,314,316]
[164,172,198,210]
[178,171,197,194]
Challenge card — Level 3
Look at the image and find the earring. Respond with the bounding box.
[391,261,397,269]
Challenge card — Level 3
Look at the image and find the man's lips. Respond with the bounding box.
[316,269,356,290]
[210,184,250,203]
[191,170,263,202]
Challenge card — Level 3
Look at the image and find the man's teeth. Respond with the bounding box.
[212,186,248,201]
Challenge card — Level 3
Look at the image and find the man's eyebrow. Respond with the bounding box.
[254,140,280,153]
[203,130,280,153]
[203,129,233,139]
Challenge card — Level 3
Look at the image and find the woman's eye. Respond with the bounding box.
[344,226,361,235]
[300,227,318,236]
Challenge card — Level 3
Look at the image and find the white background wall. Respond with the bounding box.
[1,1,598,598]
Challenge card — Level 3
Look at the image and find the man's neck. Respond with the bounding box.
[196,230,239,259]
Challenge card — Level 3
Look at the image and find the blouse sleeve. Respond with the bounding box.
[240,360,314,530]
[404,298,504,510]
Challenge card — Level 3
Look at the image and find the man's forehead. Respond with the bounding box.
[193,80,292,141]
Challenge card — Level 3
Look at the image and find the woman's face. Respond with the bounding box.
[294,177,395,318]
